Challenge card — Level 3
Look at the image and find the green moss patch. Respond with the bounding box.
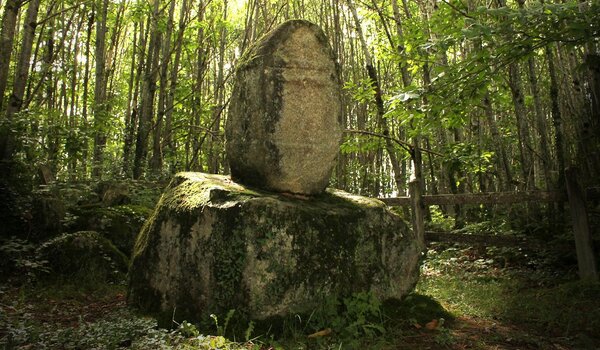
[382,294,454,326]
[68,204,153,256]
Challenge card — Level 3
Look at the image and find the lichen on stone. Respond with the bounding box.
[226,20,343,195]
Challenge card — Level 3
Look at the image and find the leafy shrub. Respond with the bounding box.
[382,293,453,327]
[307,291,386,343]
[428,205,455,231]
[0,237,49,283]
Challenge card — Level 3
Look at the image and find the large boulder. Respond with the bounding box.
[225,20,342,195]
[128,173,423,326]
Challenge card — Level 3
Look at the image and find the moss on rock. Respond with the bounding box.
[29,193,66,241]
[36,231,128,283]
[128,172,423,328]
[69,204,153,256]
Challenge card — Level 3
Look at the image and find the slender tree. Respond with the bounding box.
[347,0,404,193]
[0,0,22,111]
[150,0,177,176]
[92,0,109,177]
[133,0,162,179]
[207,0,228,174]
[163,0,190,174]
[187,0,209,171]
[0,0,40,162]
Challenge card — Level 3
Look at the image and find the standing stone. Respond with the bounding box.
[128,20,424,332]
[226,20,342,194]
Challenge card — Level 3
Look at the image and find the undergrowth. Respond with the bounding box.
[2,242,599,349]
[418,243,600,346]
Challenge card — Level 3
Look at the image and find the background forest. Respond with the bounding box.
[0,0,598,195]
[1,0,600,348]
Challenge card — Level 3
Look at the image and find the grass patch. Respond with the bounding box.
[417,273,509,319]
[417,243,600,348]
[501,280,600,336]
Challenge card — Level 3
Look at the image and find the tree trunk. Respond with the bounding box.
[0,0,22,112]
[526,56,553,190]
[484,92,513,190]
[347,0,404,194]
[508,62,534,190]
[44,16,57,173]
[150,0,176,176]
[208,0,228,174]
[124,18,149,177]
[105,0,126,97]
[80,7,94,177]
[92,0,109,178]
[164,0,190,174]
[67,13,82,180]
[565,167,598,282]
[391,0,411,88]
[580,53,600,182]
[517,0,552,191]
[122,22,138,177]
[546,45,566,192]
[0,0,40,162]
[332,0,347,189]
[495,0,533,191]
[240,0,256,54]
[188,0,208,171]
[133,0,162,179]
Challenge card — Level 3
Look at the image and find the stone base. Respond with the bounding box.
[127,172,423,326]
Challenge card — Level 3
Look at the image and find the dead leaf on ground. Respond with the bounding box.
[307,328,332,338]
[425,318,444,330]
[425,319,439,330]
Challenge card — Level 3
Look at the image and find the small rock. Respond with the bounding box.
[97,181,131,206]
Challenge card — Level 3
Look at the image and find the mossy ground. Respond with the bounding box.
[3,243,599,349]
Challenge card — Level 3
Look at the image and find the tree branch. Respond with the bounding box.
[344,129,444,156]
[440,0,474,19]
[36,0,92,26]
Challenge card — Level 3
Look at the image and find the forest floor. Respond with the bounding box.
[1,243,600,350]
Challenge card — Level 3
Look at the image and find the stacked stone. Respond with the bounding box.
[226,19,342,194]
[127,20,422,329]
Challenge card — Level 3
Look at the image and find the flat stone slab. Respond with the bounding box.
[128,173,423,326]
[226,20,342,194]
